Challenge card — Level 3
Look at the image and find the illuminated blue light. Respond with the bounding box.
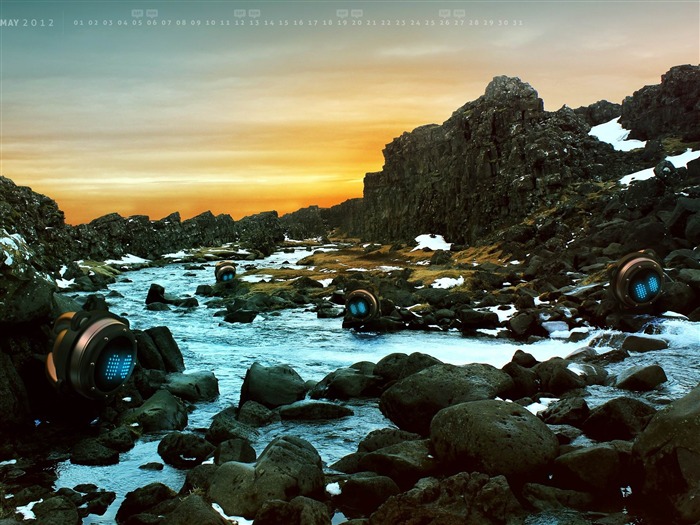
[630,272,661,303]
[349,299,370,318]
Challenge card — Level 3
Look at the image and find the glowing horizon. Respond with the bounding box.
[1,1,698,225]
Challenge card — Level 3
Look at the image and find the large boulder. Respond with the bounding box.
[368,472,524,525]
[208,435,324,519]
[121,390,188,432]
[633,385,700,522]
[583,397,656,441]
[309,362,383,400]
[157,432,215,469]
[379,363,513,435]
[239,362,307,409]
[430,399,559,483]
[164,371,219,402]
[161,494,229,525]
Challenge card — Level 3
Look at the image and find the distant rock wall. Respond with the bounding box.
[280,206,328,240]
[359,76,638,244]
[620,64,700,141]
[321,198,364,238]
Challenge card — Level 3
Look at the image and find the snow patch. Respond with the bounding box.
[163,250,188,259]
[431,276,464,289]
[620,148,700,186]
[16,499,42,520]
[318,278,333,288]
[412,234,452,252]
[589,117,646,151]
[56,278,75,289]
[567,363,587,376]
[0,459,17,466]
[105,254,151,265]
[326,482,342,496]
[212,502,253,524]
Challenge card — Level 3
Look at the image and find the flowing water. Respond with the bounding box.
[52,245,700,524]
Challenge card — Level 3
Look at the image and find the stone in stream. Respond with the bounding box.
[253,496,330,525]
[615,364,667,391]
[430,399,559,484]
[115,482,178,524]
[379,363,513,435]
[278,400,354,420]
[373,352,442,383]
[121,390,188,432]
[207,435,324,519]
[620,334,669,353]
[238,362,307,409]
[582,397,656,441]
[333,474,401,519]
[237,400,281,427]
[160,494,228,525]
[163,371,219,402]
[206,406,259,445]
[633,384,700,523]
[157,431,215,469]
[309,362,383,400]
[368,472,524,525]
[357,439,438,491]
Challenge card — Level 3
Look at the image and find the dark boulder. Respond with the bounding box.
[121,390,188,432]
[161,494,228,525]
[206,406,259,444]
[157,432,215,469]
[621,334,669,352]
[115,482,178,524]
[32,496,81,525]
[279,400,354,420]
[214,438,256,465]
[239,362,306,409]
[430,400,559,483]
[253,496,331,525]
[237,400,281,427]
[70,439,119,466]
[207,436,324,519]
[309,363,383,400]
[368,472,524,525]
[144,326,185,373]
[633,385,700,522]
[358,439,438,491]
[373,352,441,383]
[615,365,667,391]
[379,363,513,435]
[334,474,401,518]
[552,444,625,495]
[583,397,656,441]
[163,371,219,402]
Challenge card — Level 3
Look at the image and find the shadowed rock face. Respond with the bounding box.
[620,64,700,141]
[359,75,638,245]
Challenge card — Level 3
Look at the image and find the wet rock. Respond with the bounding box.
[380,363,513,435]
[98,425,138,453]
[521,483,596,512]
[358,439,438,490]
[534,358,586,395]
[121,390,188,432]
[431,400,559,483]
[615,364,667,391]
[237,400,281,427]
[357,428,422,453]
[239,362,307,409]
[279,400,354,420]
[541,398,590,428]
[179,463,218,495]
[215,438,256,465]
[309,363,383,400]
[161,494,228,525]
[134,330,166,371]
[512,349,539,368]
[223,309,258,323]
[164,371,219,402]
[32,496,81,525]
[552,444,624,495]
[335,475,401,519]
[456,307,501,331]
[583,397,656,441]
[633,385,700,522]
[208,436,324,519]
[621,334,669,353]
[115,482,178,524]
[206,406,259,444]
[501,361,539,399]
[157,432,215,469]
[144,326,185,373]
[146,302,171,312]
[548,424,584,445]
[254,496,331,525]
[368,472,524,525]
[70,438,119,466]
[373,352,442,383]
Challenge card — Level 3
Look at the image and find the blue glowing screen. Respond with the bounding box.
[95,341,135,391]
[348,298,370,317]
[630,271,661,303]
[220,271,235,282]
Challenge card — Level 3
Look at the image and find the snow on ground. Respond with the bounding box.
[105,254,151,265]
[412,234,452,251]
[212,503,253,524]
[431,276,464,289]
[589,117,646,151]
[162,250,188,259]
[317,278,334,287]
[620,148,700,185]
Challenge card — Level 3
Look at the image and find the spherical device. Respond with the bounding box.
[46,310,137,399]
[345,289,380,322]
[215,260,237,283]
[610,250,664,308]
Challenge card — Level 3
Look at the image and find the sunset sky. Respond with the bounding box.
[1,1,698,224]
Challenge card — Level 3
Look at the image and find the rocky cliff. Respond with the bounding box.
[620,64,700,141]
[359,75,648,245]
